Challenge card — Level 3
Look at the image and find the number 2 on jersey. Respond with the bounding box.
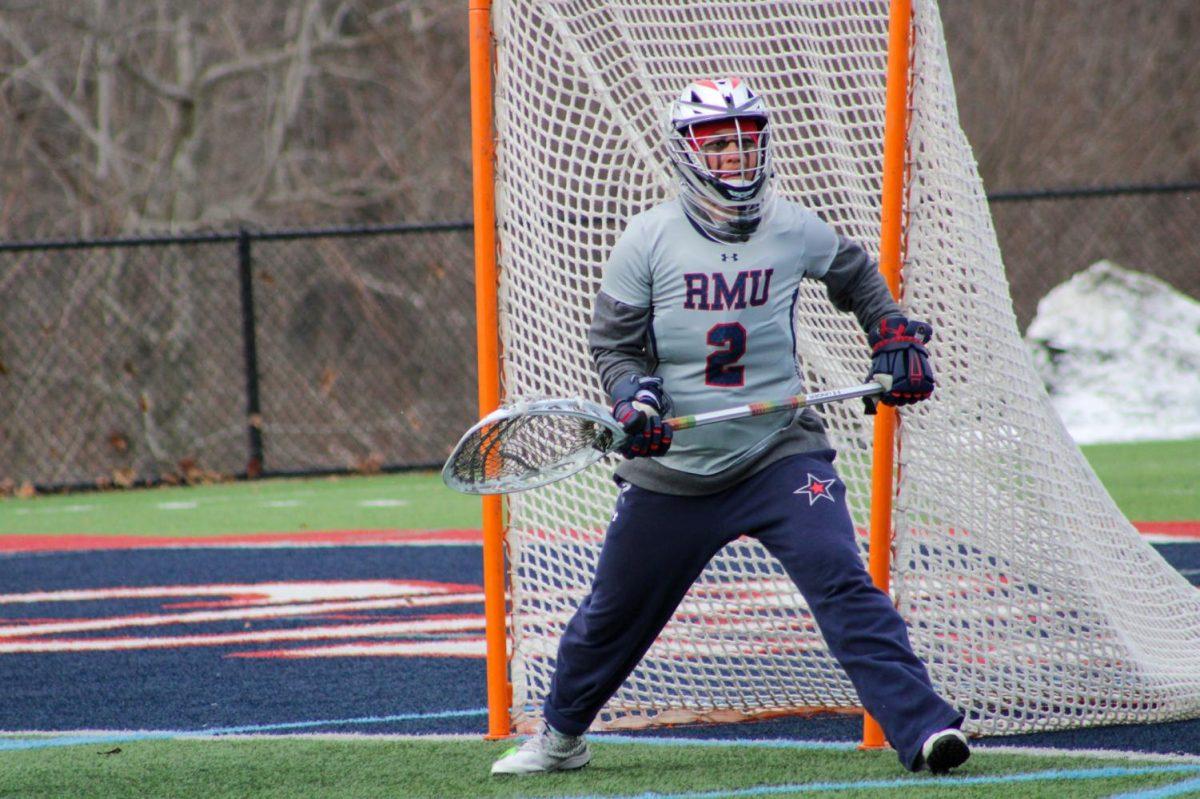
[705,322,746,387]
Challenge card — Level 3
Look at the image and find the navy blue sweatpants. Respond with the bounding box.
[543,451,962,771]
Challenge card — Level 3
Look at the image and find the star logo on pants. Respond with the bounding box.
[794,473,836,505]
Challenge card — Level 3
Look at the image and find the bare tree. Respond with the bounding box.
[1,2,1196,486]
[941,1,1200,323]
[3,1,1195,238]
[0,2,476,487]
[0,0,471,237]
[942,1,1200,190]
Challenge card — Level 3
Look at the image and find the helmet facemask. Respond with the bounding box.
[667,79,774,242]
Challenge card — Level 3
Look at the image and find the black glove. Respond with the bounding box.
[866,316,936,411]
[610,375,673,458]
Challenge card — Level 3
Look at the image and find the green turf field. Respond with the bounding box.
[1078,438,1200,521]
[0,438,1195,537]
[0,472,481,536]
[2,737,1198,799]
[0,438,1197,799]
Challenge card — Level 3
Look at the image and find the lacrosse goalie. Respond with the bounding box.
[491,77,969,777]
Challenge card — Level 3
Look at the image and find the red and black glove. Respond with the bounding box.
[867,316,936,409]
[610,375,673,458]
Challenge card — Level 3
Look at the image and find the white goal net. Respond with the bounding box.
[488,0,1200,735]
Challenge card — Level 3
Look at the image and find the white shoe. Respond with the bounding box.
[920,728,970,774]
[490,724,592,775]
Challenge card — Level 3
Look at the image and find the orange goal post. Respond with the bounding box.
[468,0,1200,746]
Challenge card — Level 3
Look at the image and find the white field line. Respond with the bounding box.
[106,540,483,550]
[237,639,486,658]
[970,743,1200,763]
[1141,534,1200,544]
[0,619,485,653]
[10,504,96,515]
[8,491,420,516]
[0,592,485,638]
[0,580,461,605]
[3,730,1199,765]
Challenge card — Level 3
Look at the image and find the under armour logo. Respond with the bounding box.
[794,473,836,505]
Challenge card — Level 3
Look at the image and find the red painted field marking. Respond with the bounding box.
[1133,521,1200,540]
[0,523,1196,553]
[0,528,483,552]
[0,578,486,660]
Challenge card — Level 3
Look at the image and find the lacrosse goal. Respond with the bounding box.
[468,0,1200,740]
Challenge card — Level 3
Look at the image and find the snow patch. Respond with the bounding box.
[1025,260,1200,444]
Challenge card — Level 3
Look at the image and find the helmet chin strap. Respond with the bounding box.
[680,184,773,243]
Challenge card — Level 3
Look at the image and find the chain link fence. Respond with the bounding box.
[992,183,1200,328]
[0,224,475,490]
[1,185,1195,490]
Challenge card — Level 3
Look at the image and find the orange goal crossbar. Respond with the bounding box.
[862,0,915,751]
[467,0,511,740]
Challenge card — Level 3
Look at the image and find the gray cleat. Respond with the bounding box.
[490,724,592,775]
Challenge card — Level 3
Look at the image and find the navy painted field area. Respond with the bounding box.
[1,538,1198,757]
[0,544,486,735]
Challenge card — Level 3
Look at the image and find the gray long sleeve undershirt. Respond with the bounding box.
[821,235,903,333]
[588,295,654,398]
[587,235,902,495]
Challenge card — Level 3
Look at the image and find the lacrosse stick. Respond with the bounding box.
[441,376,891,495]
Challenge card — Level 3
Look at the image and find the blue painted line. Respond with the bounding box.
[0,708,488,751]
[593,734,857,751]
[548,765,1200,799]
[0,732,173,752]
[1108,775,1200,798]
[207,708,488,736]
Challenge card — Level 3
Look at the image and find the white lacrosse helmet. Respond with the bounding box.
[667,77,773,242]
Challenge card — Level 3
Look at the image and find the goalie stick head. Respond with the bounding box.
[441,398,624,494]
[668,77,773,242]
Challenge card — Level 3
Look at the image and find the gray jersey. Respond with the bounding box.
[590,197,900,495]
